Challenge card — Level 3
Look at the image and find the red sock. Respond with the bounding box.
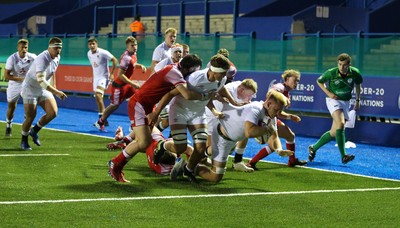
[250,147,270,164]
[123,136,133,144]
[287,142,296,163]
[112,152,127,166]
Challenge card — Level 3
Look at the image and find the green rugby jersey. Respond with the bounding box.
[317,66,363,101]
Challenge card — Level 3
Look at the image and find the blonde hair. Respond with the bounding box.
[125,36,137,44]
[267,89,288,106]
[217,48,229,58]
[165,27,177,35]
[182,44,189,49]
[17,39,29,45]
[281,69,300,81]
[240,79,258,94]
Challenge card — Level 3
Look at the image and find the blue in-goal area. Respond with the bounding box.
[1,101,399,181]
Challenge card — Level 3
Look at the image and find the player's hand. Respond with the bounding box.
[56,91,67,100]
[235,102,248,106]
[276,149,293,157]
[146,112,159,127]
[140,64,147,73]
[213,111,225,119]
[215,93,228,103]
[109,74,114,82]
[289,114,301,122]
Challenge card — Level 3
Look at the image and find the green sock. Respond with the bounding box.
[335,129,346,157]
[313,131,333,151]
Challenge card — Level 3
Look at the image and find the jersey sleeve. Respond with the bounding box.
[152,46,163,62]
[119,54,131,71]
[154,59,167,72]
[243,103,262,125]
[270,83,285,93]
[102,49,114,61]
[165,67,186,87]
[5,55,14,70]
[317,69,333,83]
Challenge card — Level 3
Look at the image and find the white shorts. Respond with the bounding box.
[159,104,170,119]
[211,124,236,163]
[93,76,108,91]
[6,83,22,103]
[207,116,218,135]
[169,105,207,126]
[326,98,350,120]
[21,86,54,105]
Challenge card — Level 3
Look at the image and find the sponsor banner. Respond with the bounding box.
[236,71,400,118]
[56,65,151,95]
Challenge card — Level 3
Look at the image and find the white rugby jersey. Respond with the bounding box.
[154,56,174,72]
[5,52,37,87]
[205,80,246,117]
[152,42,171,62]
[87,48,114,78]
[170,68,226,113]
[219,101,276,142]
[23,50,60,91]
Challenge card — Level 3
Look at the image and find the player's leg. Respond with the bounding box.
[5,87,20,137]
[95,86,120,130]
[309,98,337,161]
[232,138,254,172]
[331,107,355,164]
[108,99,152,182]
[93,76,107,120]
[21,100,37,150]
[197,131,236,183]
[29,95,58,146]
[278,122,307,167]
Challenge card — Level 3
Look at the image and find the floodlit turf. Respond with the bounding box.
[1,123,400,227]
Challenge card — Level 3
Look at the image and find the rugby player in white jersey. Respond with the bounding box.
[87,37,118,124]
[153,43,183,72]
[205,79,258,172]
[20,37,67,150]
[4,39,37,137]
[171,90,293,183]
[148,27,177,73]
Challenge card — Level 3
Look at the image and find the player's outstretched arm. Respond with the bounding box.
[267,130,293,157]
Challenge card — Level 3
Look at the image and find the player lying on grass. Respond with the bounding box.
[107,126,193,176]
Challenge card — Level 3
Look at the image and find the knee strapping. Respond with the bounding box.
[95,89,104,96]
[191,128,208,143]
[171,129,187,144]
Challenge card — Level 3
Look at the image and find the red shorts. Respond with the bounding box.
[110,84,136,105]
[127,97,155,127]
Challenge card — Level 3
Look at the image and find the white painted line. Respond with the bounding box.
[1,187,400,205]
[241,158,400,182]
[0,154,70,157]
